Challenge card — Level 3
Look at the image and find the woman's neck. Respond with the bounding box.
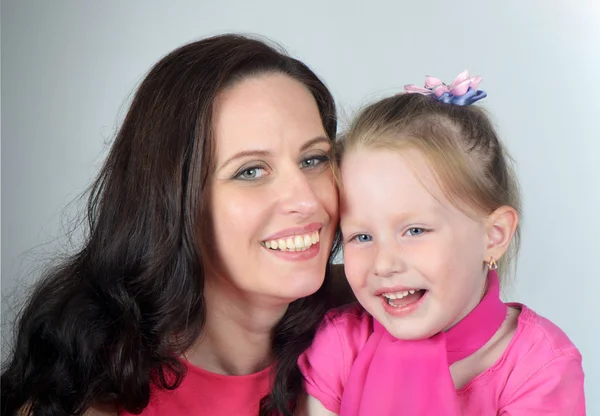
[185,278,288,376]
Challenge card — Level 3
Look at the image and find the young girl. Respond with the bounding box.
[298,72,586,415]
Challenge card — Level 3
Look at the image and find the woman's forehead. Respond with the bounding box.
[212,74,327,163]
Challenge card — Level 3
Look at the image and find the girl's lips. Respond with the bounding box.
[375,286,423,296]
[380,289,428,317]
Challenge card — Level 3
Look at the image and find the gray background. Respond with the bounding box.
[2,0,599,411]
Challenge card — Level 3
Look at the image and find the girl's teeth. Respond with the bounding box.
[382,289,422,300]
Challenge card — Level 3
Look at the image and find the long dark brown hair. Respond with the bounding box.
[1,34,340,416]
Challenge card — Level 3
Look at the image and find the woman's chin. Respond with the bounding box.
[276,278,325,303]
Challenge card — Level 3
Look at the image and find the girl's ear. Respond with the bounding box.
[484,205,519,262]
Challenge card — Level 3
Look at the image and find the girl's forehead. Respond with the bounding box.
[339,148,478,224]
[341,149,437,195]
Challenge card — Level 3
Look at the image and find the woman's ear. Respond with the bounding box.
[484,205,519,262]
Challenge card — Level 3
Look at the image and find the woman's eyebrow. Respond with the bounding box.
[300,136,330,151]
[218,150,270,171]
[218,136,330,171]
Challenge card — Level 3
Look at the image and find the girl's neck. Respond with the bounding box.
[443,268,489,332]
[185,277,288,376]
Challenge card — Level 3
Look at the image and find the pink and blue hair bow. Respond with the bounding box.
[404,70,487,106]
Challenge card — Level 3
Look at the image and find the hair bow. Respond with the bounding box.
[404,70,487,105]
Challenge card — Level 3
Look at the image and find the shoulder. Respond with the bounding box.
[495,304,585,412]
[318,303,373,350]
[510,304,581,358]
[502,304,583,392]
[303,303,373,378]
[298,303,373,412]
[305,302,373,366]
[323,302,371,325]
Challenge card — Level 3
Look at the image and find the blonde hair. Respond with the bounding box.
[337,93,522,283]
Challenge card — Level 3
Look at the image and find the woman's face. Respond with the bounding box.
[209,73,338,305]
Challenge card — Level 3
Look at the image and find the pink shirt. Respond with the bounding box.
[119,360,271,415]
[299,303,585,415]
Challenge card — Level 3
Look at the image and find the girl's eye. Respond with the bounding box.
[235,167,267,181]
[300,155,329,169]
[352,234,373,243]
[405,227,425,236]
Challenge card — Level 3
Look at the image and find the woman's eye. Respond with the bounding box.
[352,234,373,243]
[300,155,329,169]
[405,227,425,236]
[236,167,266,181]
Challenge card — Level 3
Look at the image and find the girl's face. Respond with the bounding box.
[209,73,338,306]
[340,148,491,340]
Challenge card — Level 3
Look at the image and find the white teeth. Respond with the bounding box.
[304,235,311,247]
[382,289,422,300]
[263,231,320,252]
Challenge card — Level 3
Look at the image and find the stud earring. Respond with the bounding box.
[487,256,498,271]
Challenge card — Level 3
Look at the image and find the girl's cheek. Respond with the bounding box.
[344,251,369,288]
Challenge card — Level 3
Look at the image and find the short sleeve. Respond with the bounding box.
[298,304,372,414]
[499,351,585,415]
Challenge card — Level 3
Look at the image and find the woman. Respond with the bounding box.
[1,34,352,416]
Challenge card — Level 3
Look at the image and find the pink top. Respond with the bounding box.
[119,360,271,415]
[299,303,585,415]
